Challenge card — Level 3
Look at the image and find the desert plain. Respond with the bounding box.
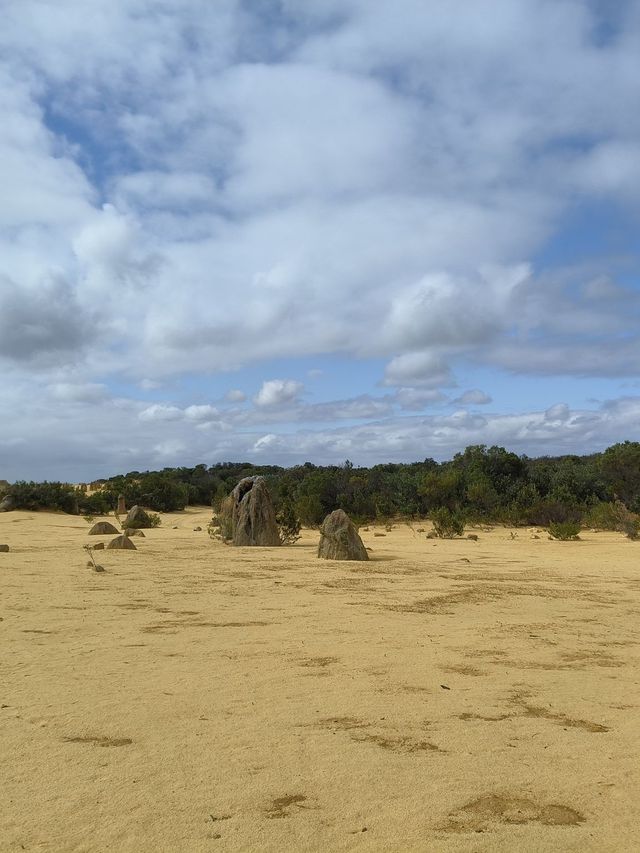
[1,508,640,852]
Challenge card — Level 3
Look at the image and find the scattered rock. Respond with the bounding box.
[467,534,479,541]
[193,526,202,532]
[125,529,145,537]
[92,542,105,550]
[416,527,425,533]
[222,476,281,546]
[0,495,15,512]
[123,505,154,530]
[426,531,437,539]
[374,532,385,537]
[106,535,137,550]
[0,544,9,552]
[318,509,368,561]
[88,521,119,535]
[172,525,179,529]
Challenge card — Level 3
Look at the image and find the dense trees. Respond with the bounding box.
[4,441,640,530]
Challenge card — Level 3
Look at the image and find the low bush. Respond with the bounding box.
[431,507,465,538]
[548,521,581,540]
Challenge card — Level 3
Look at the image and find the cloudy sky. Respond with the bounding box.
[2,0,640,481]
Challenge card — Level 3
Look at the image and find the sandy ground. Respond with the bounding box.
[1,508,640,853]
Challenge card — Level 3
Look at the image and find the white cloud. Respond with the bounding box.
[254,379,304,407]
[184,404,219,422]
[453,389,492,406]
[139,404,183,422]
[0,2,639,476]
[225,389,246,402]
[395,388,447,410]
[382,352,455,388]
[253,433,282,453]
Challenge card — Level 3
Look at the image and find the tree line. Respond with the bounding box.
[2,441,640,531]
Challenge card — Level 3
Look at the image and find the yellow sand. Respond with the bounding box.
[1,509,639,852]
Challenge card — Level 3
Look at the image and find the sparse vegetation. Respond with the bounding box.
[276,495,301,545]
[549,521,581,541]
[431,507,465,538]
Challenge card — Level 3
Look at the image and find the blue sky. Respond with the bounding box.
[1,0,639,481]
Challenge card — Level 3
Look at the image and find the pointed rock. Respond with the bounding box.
[318,510,368,561]
[223,476,281,546]
[124,505,153,529]
[89,521,119,535]
[106,535,137,550]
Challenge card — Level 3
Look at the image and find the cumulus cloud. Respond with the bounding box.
[138,404,183,422]
[395,388,448,410]
[225,389,247,403]
[254,379,304,407]
[382,352,455,388]
[1,2,640,477]
[453,389,492,406]
[184,404,219,422]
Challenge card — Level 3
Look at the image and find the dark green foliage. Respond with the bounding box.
[9,481,79,513]
[431,507,465,538]
[276,499,301,545]
[549,521,581,540]
[8,441,640,529]
[600,442,640,511]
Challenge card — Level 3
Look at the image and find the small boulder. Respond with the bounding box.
[92,542,105,550]
[318,510,368,561]
[124,505,154,529]
[0,544,9,552]
[89,521,119,535]
[106,535,137,550]
[125,529,145,537]
[193,526,202,532]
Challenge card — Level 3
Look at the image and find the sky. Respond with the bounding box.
[1,0,640,482]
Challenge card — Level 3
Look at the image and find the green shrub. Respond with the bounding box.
[276,498,301,545]
[583,501,624,531]
[431,507,465,538]
[9,481,79,514]
[548,521,581,541]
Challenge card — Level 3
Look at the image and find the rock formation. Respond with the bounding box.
[223,476,281,546]
[124,505,153,529]
[106,535,137,550]
[0,495,15,512]
[125,529,145,537]
[317,509,368,561]
[0,544,9,552]
[88,521,119,535]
